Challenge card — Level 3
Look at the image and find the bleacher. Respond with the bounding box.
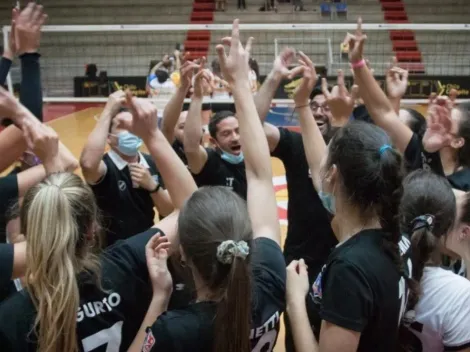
[0,0,469,97]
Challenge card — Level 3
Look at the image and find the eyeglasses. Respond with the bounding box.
[310,102,331,112]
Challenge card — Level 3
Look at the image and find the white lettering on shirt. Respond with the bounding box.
[249,311,280,339]
[77,292,122,322]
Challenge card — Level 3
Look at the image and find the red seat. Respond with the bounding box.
[396,51,422,62]
[390,30,415,41]
[184,40,210,49]
[193,2,215,10]
[381,2,404,10]
[393,40,418,51]
[187,30,210,41]
[384,10,408,21]
[190,11,214,22]
[400,62,425,74]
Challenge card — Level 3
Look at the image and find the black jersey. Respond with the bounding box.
[90,152,160,246]
[0,244,14,290]
[192,149,247,200]
[307,229,404,351]
[271,128,337,278]
[0,227,192,352]
[142,237,286,352]
[0,175,19,244]
[404,133,470,191]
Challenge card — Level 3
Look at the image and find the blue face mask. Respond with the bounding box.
[116,132,143,156]
[221,151,244,164]
[318,188,336,215]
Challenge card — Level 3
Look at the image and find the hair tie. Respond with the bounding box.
[216,240,250,265]
[379,144,392,156]
[411,214,435,232]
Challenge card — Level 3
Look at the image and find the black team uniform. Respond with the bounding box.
[141,238,285,352]
[192,149,247,200]
[271,127,337,352]
[0,228,192,351]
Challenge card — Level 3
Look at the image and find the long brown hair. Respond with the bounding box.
[178,186,252,352]
[20,173,102,352]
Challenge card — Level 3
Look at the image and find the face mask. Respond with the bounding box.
[221,151,244,164]
[115,132,143,156]
[318,187,336,215]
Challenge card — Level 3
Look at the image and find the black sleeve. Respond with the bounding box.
[191,149,218,181]
[143,154,165,189]
[19,53,43,122]
[103,227,163,282]
[251,238,286,308]
[404,133,424,171]
[146,318,175,351]
[0,175,19,223]
[89,156,115,192]
[0,244,14,290]
[320,259,373,332]
[0,57,12,86]
[271,127,294,161]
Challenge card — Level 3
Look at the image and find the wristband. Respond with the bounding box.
[350,59,366,69]
[295,104,310,109]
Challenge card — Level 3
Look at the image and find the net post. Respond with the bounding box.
[2,26,14,94]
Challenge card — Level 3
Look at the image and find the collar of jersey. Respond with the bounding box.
[108,150,149,171]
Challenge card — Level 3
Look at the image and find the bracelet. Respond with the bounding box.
[295,104,310,109]
[150,183,161,193]
[350,59,366,69]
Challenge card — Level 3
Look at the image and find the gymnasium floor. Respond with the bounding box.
[42,102,289,352]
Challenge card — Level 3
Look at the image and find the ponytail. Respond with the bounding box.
[21,173,101,352]
[377,148,419,310]
[214,256,252,352]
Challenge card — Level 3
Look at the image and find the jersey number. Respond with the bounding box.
[252,329,277,352]
[82,321,123,352]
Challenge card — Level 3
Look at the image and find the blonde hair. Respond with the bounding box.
[20,173,102,352]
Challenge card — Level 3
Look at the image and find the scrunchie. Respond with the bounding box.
[216,240,250,265]
[411,214,435,232]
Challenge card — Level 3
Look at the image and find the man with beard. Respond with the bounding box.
[253,49,356,352]
[183,69,247,200]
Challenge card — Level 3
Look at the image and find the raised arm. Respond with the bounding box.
[293,53,325,191]
[217,19,280,244]
[161,60,197,143]
[0,9,17,86]
[348,18,412,153]
[386,57,408,114]
[183,63,210,174]
[79,91,125,183]
[119,92,198,210]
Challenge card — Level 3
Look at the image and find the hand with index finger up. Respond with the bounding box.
[322,70,359,125]
[216,19,253,87]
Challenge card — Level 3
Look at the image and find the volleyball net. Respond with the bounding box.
[2,23,470,110]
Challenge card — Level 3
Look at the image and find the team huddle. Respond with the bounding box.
[0,3,469,352]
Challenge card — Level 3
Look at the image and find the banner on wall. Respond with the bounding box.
[74,75,470,100]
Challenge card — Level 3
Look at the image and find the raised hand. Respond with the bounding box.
[103,90,126,116]
[15,2,48,55]
[216,19,253,86]
[118,91,159,141]
[292,52,317,107]
[179,60,200,91]
[145,235,173,300]
[272,47,296,79]
[346,17,367,64]
[286,259,310,305]
[386,57,409,99]
[422,95,453,152]
[4,8,19,59]
[192,58,212,98]
[322,70,359,123]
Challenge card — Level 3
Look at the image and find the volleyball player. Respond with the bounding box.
[80,90,173,246]
[398,170,470,351]
[131,19,286,352]
[285,47,411,351]
[0,92,201,351]
[353,20,470,191]
[184,63,247,199]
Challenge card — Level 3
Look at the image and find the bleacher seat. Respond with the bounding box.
[320,3,332,19]
[335,3,348,18]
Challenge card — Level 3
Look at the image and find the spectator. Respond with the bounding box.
[238,0,246,10]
